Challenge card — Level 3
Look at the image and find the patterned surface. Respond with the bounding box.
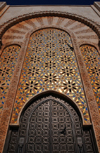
[80,45,100,113]
[26,101,79,153]
[7,96,95,153]
[2,17,98,45]
[27,100,76,153]
[11,28,90,123]
[0,45,20,119]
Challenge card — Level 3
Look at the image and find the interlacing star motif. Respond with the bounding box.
[61,67,73,76]
[30,56,40,63]
[61,56,71,63]
[80,45,100,114]
[87,56,97,64]
[63,80,77,92]
[45,51,56,57]
[90,67,100,76]
[0,67,10,76]
[11,29,90,124]
[44,73,58,83]
[28,67,39,76]
[25,81,38,93]
[45,61,56,69]
[3,56,14,63]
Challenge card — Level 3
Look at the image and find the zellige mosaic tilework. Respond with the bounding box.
[0,45,20,118]
[11,28,90,123]
[80,45,100,113]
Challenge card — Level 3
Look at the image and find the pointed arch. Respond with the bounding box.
[5,91,98,153]
[11,90,85,126]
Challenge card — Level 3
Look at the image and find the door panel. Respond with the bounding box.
[24,100,77,153]
[26,100,76,153]
[27,101,50,153]
[5,96,97,153]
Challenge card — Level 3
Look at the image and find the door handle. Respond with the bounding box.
[18,137,25,153]
[77,137,83,153]
[60,125,66,135]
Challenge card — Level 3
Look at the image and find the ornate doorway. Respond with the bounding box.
[4,95,97,153]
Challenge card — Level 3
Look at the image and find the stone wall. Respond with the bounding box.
[0,2,100,153]
[0,2,100,25]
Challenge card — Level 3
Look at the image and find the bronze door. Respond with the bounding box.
[6,96,97,153]
[26,100,76,153]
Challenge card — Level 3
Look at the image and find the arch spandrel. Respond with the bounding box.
[11,90,87,126]
[10,28,90,125]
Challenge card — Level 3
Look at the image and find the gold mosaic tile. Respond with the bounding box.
[11,28,90,123]
[0,45,21,118]
[80,45,100,113]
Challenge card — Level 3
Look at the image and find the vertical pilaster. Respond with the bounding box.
[0,33,30,153]
[72,34,100,152]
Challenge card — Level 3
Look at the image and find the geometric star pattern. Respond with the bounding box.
[80,45,100,113]
[0,45,20,119]
[11,28,90,123]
